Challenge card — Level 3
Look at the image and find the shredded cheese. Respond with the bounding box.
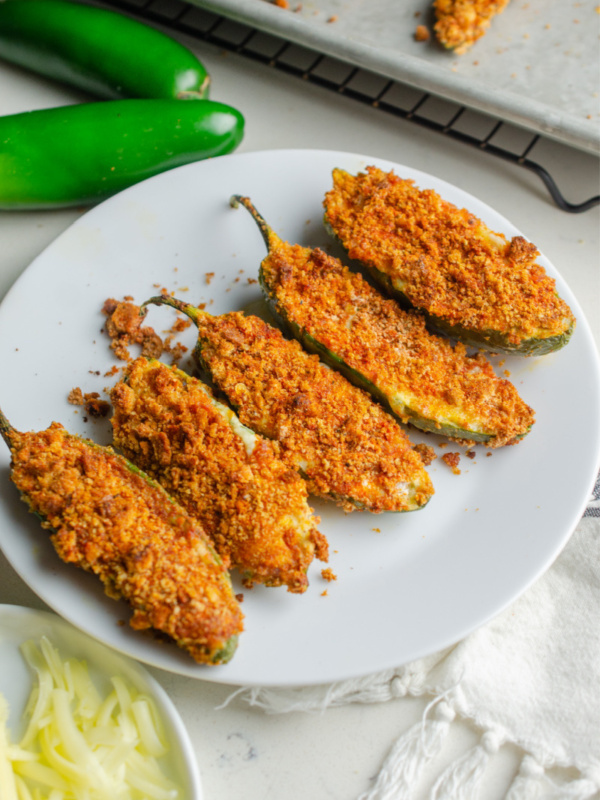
[0,636,181,799]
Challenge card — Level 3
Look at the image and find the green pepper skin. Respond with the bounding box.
[0,0,210,100]
[0,99,244,209]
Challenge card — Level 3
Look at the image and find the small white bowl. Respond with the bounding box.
[0,603,202,799]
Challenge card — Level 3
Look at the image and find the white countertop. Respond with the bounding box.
[0,18,598,800]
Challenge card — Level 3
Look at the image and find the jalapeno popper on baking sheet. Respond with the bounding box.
[433,0,512,54]
[231,195,535,448]
[143,298,435,515]
[110,358,327,594]
[0,410,243,665]
[323,166,575,356]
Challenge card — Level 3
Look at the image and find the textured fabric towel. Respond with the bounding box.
[228,474,600,799]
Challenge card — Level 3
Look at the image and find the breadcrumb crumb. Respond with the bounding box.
[68,388,111,418]
[102,298,163,362]
[413,443,437,466]
[442,452,461,474]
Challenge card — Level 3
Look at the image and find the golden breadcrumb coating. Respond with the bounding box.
[434,0,511,53]
[111,358,326,594]
[193,311,434,514]
[7,421,243,664]
[324,167,574,349]
[260,236,535,447]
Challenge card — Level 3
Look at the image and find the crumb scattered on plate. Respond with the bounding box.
[441,451,461,474]
[102,296,189,366]
[414,442,437,465]
[102,298,163,362]
[67,387,111,418]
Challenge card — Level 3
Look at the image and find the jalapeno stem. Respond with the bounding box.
[0,408,15,449]
[230,195,281,253]
[142,295,208,325]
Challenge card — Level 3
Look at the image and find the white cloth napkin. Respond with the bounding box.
[227,474,600,799]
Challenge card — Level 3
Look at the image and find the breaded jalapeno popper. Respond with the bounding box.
[231,196,534,448]
[433,0,511,54]
[111,358,327,593]
[323,167,575,356]
[143,298,434,515]
[0,409,243,664]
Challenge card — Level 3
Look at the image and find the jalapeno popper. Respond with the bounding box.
[111,358,327,593]
[231,195,535,448]
[433,0,511,54]
[143,299,434,515]
[0,410,243,665]
[323,166,575,356]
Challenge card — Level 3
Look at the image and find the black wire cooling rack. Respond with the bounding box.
[99,0,599,214]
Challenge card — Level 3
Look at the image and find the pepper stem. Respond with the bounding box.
[230,195,279,253]
[0,407,15,449]
[176,73,211,100]
[141,295,208,327]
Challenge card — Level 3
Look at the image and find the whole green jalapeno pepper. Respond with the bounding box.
[0,0,211,100]
[0,99,245,209]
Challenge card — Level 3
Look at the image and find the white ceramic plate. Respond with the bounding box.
[0,150,598,688]
[0,604,202,798]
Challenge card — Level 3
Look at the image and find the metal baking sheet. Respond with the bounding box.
[191,0,600,154]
